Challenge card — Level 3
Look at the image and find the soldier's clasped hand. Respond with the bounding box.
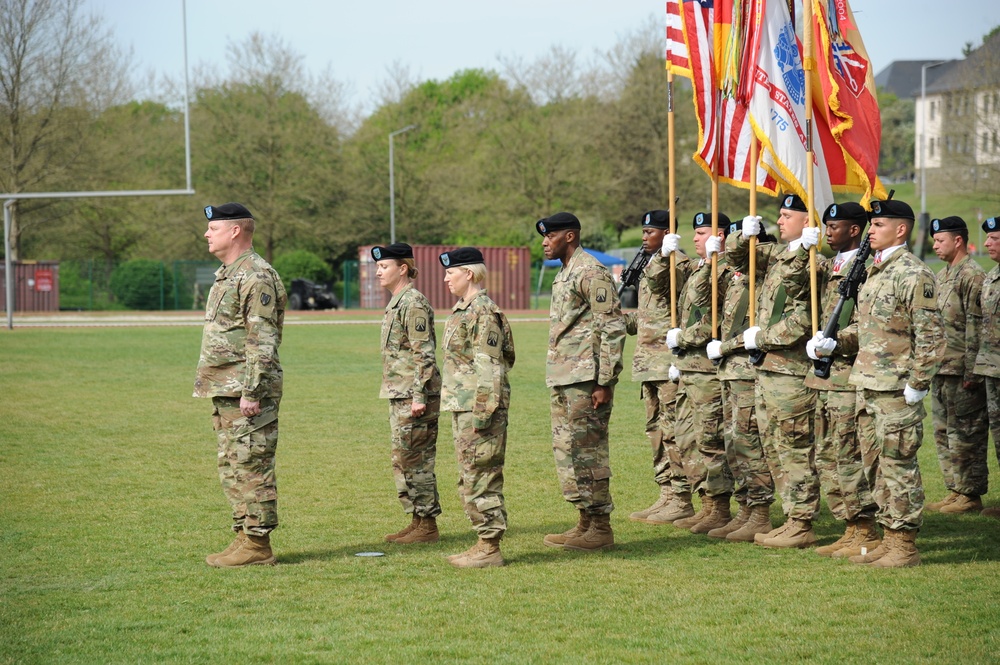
[741,215,762,238]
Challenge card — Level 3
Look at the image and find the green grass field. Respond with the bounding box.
[2,318,999,664]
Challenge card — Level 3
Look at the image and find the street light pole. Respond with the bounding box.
[389,124,418,244]
[918,60,947,257]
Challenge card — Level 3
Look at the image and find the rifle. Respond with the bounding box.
[812,232,872,378]
[618,249,651,297]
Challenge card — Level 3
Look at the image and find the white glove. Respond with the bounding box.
[666,328,681,349]
[743,326,761,350]
[741,215,762,238]
[669,364,681,382]
[904,383,928,405]
[800,226,820,250]
[705,236,722,257]
[706,340,723,360]
[807,332,837,359]
[661,234,681,257]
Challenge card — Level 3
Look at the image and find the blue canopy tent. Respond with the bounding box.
[536,248,627,306]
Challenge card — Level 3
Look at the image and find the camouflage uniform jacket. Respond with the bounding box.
[845,248,945,392]
[728,234,812,376]
[623,252,692,382]
[380,284,442,403]
[673,256,722,373]
[547,248,626,388]
[194,249,286,400]
[688,248,760,381]
[974,265,1000,379]
[935,255,985,381]
[441,290,516,428]
[803,252,862,391]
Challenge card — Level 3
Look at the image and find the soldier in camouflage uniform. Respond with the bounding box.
[926,216,989,514]
[805,203,879,558]
[195,203,286,568]
[730,195,822,549]
[438,248,516,568]
[665,212,735,535]
[837,198,946,567]
[704,222,778,542]
[374,242,444,545]
[975,216,1000,519]
[538,212,626,551]
[622,209,694,525]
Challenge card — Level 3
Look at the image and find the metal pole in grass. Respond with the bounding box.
[389,124,418,244]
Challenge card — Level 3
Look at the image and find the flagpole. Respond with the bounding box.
[711,90,720,338]
[668,69,678,329]
[804,0,819,335]
[748,138,758,327]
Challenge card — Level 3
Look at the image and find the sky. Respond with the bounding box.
[85,0,1000,111]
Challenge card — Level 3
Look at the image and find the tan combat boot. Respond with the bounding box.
[543,512,591,548]
[643,493,695,524]
[759,518,817,549]
[629,486,674,522]
[815,521,857,557]
[564,514,614,551]
[849,528,893,564]
[753,518,791,544]
[673,493,708,529]
[205,531,246,566]
[868,529,920,568]
[727,505,774,542]
[449,537,505,568]
[940,494,983,514]
[385,514,420,542]
[832,517,880,559]
[210,533,276,567]
[690,495,733,534]
[395,516,440,544]
[707,502,750,539]
[926,491,960,512]
[981,506,1000,519]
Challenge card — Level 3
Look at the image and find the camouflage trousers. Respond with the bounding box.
[641,380,683,488]
[451,410,508,539]
[755,372,819,521]
[856,389,925,531]
[814,388,876,522]
[388,396,442,518]
[675,371,731,497]
[721,378,774,507]
[550,381,614,515]
[211,396,280,536]
[988,377,1000,468]
[931,375,990,496]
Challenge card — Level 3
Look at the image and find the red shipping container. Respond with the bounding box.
[0,261,60,312]
[359,245,531,311]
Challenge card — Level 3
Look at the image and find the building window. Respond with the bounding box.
[946,136,952,153]
[930,137,935,157]
[984,132,989,152]
[994,92,1000,114]
[993,131,998,153]
[930,100,936,121]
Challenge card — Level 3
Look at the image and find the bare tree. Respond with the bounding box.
[0,0,133,259]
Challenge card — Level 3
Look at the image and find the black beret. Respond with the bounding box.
[371,242,413,261]
[931,216,967,236]
[869,198,915,221]
[204,203,253,221]
[823,202,867,225]
[536,211,581,235]
[439,247,484,268]
[779,194,808,213]
[984,216,1000,233]
[642,210,671,229]
[692,211,732,231]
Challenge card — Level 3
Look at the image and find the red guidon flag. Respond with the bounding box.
[811,0,886,206]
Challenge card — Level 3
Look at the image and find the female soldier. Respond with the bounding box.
[374,242,442,544]
[439,247,515,568]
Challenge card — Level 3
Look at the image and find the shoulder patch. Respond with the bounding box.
[484,319,502,359]
[591,277,614,314]
[915,275,937,310]
[408,308,431,341]
[249,283,278,317]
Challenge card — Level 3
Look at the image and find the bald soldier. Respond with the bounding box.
[196,203,286,568]
[975,216,1000,519]
[832,198,946,567]
[926,216,989,514]
[538,212,626,551]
